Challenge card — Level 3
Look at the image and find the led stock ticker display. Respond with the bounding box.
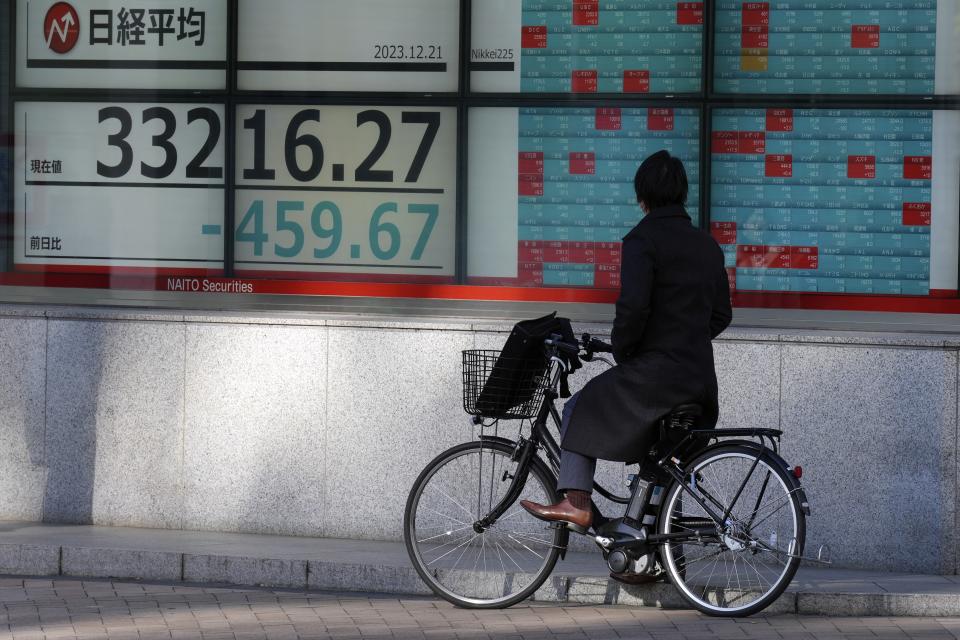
[468,107,700,289]
[234,106,456,281]
[472,0,703,93]
[712,108,960,296]
[714,1,959,95]
[10,1,960,304]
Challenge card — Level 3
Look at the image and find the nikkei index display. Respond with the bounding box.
[715,1,959,95]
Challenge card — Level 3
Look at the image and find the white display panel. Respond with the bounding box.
[16,0,228,89]
[13,102,225,272]
[237,0,459,93]
[235,105,456,280]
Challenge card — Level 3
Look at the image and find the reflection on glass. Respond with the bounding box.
[714,1,941,95]
[710,108,960,296]
[468,107,700,289]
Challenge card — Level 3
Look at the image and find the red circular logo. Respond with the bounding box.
[43,2,80,54]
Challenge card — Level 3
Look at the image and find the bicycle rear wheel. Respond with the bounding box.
[658,444,805,617]
[403,440,563,608]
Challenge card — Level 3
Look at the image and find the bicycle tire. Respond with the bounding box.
[657,443,806,617]
[403,439,564,609]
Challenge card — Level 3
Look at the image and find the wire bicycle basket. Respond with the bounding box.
[462,349,551,420]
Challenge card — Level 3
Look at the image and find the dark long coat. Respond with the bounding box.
[562,204,732,463]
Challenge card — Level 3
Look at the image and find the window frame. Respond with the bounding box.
[0,0,957,318]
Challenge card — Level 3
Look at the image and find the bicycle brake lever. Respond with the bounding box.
[581,332,594,362]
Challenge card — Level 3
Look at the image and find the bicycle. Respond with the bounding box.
[403,332,814,617]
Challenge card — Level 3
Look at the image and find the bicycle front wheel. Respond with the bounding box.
[403,439,563,608]
[658,444,805,617]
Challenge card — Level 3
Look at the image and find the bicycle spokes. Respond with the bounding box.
[406,442,563,606]
[660,449,803,615]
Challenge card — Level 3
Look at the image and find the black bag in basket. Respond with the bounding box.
[475,312,581,417]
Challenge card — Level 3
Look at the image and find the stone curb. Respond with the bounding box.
[0,541,948,617]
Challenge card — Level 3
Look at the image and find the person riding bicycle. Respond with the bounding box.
[521,150,733,532]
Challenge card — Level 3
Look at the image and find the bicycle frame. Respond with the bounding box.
[473,352,804,553]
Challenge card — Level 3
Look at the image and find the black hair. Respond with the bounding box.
[633,149,688,210]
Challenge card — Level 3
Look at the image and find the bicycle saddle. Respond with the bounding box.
[669,403,702,416]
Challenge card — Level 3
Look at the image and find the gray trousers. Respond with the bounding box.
[556,391,597,493]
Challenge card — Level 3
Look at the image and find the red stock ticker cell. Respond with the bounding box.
[543,245,573,263]
[739,131,766,154]
[518,177,543,197]
[648,108,674,131]
[521,25,547,49]
[741,2,770,25]
[904,156,932,180]
[518,152,544,175]
[519,242,544,262]
[595,243,621,265]
[847,155,876,179]
[902,202,932,226]
[712,131,766,155]
[595,108,622,130]
[711,221,738,245]
[572,70,598,92]
[741,25,769,49]
[676,2,704,25]
[518,263,545,286]
[518,151,544,197]
[765,154,793,178]
[851,24,880,49]
[573,0,599,26]
[595,264,620,289]
[623,70,650,93]
[712,131,739,154]
[569,152,596,175]
[766,109,793,132]
[791,246,819,270]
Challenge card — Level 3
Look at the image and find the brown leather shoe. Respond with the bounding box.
[519,497,593,531]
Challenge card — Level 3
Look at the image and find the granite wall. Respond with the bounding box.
[0,305,955,574]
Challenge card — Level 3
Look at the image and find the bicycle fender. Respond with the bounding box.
[693,439,810,515]
[478,435,518,448]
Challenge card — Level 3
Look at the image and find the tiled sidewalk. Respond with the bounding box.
[0,578,959,640]
[0,523,958,617]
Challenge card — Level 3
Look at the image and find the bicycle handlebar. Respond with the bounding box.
[544,336,580,356]
[543,333,613,361]
[582,333,613,354]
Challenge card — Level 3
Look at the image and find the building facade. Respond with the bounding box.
[0,1,959,574]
